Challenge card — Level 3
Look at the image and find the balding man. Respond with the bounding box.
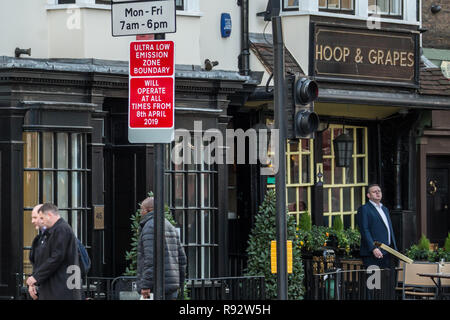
[136,196,187,300]
[28,204,44,299]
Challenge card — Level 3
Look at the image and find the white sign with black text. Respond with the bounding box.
[111,0,176,36]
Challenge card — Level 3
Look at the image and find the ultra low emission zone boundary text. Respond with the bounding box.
[178,304,271,317]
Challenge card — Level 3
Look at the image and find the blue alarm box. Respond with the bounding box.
[221,13,232,38]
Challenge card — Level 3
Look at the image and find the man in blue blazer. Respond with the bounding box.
[357,184,397,268]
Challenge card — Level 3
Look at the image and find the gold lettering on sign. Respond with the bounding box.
[368,49,377,64]
[407,52,414,67]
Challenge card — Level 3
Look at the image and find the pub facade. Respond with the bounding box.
[0,0,449,299]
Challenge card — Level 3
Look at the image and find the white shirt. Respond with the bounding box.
[369,200,391,245]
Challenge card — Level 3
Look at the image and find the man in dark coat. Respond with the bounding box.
[28,204,44,299]
[26,203,82,300]
[356,184,398,269]
[136,197,187,300]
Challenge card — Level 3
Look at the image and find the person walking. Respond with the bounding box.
[28,204,44,299]
[136,196,187,300]
[26,203,82,300]
[357,184,398,269]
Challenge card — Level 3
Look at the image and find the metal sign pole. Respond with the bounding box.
[153,33,166,301]
[272,16,288,300]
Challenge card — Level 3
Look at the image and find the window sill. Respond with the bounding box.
[280,10,419,26]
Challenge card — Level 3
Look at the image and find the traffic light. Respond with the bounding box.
[285,74,319,140]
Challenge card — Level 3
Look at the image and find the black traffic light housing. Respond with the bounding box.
[286,74,320,140]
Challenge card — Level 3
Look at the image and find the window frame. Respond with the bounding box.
[22,131,90,276]
[319,0,356,15]
[321,125,368,229]
[282,0,300,12]
[368,0,404,20]
[165,138,218,279]
[176,0,184,11]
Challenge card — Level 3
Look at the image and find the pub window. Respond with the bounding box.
[58,0,75,4]
[368,0,403,18]
[319,0,355,14]
[267,135,315,225]
[176,0,184,10]
[282,0,299,11]
[23,132,90,277]
[322,125,368,229]
[165,137,218,279]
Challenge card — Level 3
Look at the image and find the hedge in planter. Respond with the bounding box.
[245,189,305,300]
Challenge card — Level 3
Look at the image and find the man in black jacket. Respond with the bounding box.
[26,203,82,300]
[28,204,44,299]
[137,197,187,300]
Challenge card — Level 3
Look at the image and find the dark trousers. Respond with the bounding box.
[362,254,397,300]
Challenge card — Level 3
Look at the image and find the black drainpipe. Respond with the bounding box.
[238,0,250,76]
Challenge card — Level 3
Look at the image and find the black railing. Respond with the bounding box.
[302,257,397,300]
[186,276,265,300]
[14,274,265,300]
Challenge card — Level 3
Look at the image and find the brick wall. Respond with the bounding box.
[422,0,450,49]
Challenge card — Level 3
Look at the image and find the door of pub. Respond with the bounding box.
[426,156,450,246]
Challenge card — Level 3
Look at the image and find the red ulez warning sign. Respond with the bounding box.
[129,77,174,128]
[130,41,174,77]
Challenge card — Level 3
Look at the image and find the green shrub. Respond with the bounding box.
[298,212,311,231]
[444,233,450,252]
[245,189,304,300]
[332,216,344,232]
[418,234,431,251]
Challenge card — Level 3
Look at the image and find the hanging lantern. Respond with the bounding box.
[333,131,353,168]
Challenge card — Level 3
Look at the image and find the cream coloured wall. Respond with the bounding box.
[0,0,49,58]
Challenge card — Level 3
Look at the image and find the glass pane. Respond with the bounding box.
[71,210,81,239]
[187,173,197,207]
[23,132,39,168]
[355,187,363,209]
[72,172,82,208]
[203,211,210,244]
[342,0,353,9]
[357,158,365,183]
[174,210,184,243]
[42,132,54,168]
[24,172,38,208]
[174,173,184,207]
[57,133,68,169]
[187,211,196,244]
[390,0,401,15]
[323,189,329,212]
[43,172,53,203]
[368,0,377,12]
[72,134,82,169]
[203,247,210,278]
[298,188,307,212]
[322,129,331,156]
[319,0,327,8]
[356,128,364,154]
[201,174,210,207]
[289,141,298,152]
[344,214,351,229]
[290,155,299,184]
[187,247,196,278]
[302,155,310,184]
[57,172,68,208]
[343,188,351,212]
[284,0,299,7]
[345,165,354,184]
[323,158,332,185]
[378,0,389,14]
[59,210,68,223]
[335,166,343,185]
[332,188,340,212]
[287,188,297,212]
[328,0,339,8]
[301,139,310,152]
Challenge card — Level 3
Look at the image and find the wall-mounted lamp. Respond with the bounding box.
[333,126,354,168]
[15,47,31,58]
[431,4,442,14]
